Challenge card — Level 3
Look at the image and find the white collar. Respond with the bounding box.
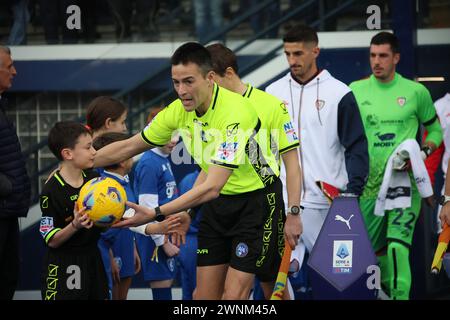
[151,148,170,158]
[103,170,127,182]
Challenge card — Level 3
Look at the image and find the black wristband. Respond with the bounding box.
[186,208,196,220]
[155,206,165,222]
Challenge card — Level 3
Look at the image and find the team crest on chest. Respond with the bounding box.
[397,97,406,107]
[315,99,325,110]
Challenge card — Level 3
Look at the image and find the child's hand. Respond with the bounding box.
[72,202,93,230]
[166,211,191,247]
[111,258,121,285]
[153,215,181,234]
[162,241,180,257]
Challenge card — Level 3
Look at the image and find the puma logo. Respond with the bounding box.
[335,214,354,230]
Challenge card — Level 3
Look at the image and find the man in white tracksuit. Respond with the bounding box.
[265,25,369,262]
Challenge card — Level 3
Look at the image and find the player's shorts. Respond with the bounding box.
[112,229,135,278]
[135,233,177,282]
[198,177,286,282]
[41,246,108,300]
[359,188,421,252]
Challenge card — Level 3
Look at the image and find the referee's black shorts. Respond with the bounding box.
[41,246,108,300]
[197,177,286,282]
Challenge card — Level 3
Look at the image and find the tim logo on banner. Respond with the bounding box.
[333,240,353,274]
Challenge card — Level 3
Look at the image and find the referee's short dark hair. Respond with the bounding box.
[370,31,400,54]
[206,43,239,77]
[93,132,130,170]
[48,121,92,161]
[283,24,318,45]
[171,42,213,77]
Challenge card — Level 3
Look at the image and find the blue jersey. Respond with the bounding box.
[98,170,137,293]
[133,149,179,282]
[133,150,179,204]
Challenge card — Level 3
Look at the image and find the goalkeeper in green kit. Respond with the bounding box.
[350,32,442,300]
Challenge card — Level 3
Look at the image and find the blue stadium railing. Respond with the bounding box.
[22,0,358,203]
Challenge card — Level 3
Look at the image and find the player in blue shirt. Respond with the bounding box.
[133,137,180,300]
[93,132,140,300]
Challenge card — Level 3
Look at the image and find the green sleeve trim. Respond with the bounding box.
[140,131,164,147]
[422,115,437,127]
[44,228,61,244]
[279,142,300,155]
[210,160,238,169]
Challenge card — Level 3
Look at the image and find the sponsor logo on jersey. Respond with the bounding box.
[236,242,249,258]
[217,142,238,162]
[397,97,406,107]
[279,102,288,114]
[381,119,404,125]
[373,132,396,147]
[165,181,178,199]
[40,216,54,237]
[373,141,396,147]
[332,240,353,274]
[366,114,379,128]
[283,121,298,143]
[375,132,396,141]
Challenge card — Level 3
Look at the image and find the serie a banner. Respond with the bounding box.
[308,196,378,296]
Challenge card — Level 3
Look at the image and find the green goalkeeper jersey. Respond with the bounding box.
[350,73,442,199]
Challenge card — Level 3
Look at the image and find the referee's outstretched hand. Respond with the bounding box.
[113,201,155,228]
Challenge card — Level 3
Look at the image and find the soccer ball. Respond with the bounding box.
[77,177,127,227]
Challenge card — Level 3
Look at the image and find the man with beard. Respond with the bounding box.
[350,32,442,300]
[265,25,369,276]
